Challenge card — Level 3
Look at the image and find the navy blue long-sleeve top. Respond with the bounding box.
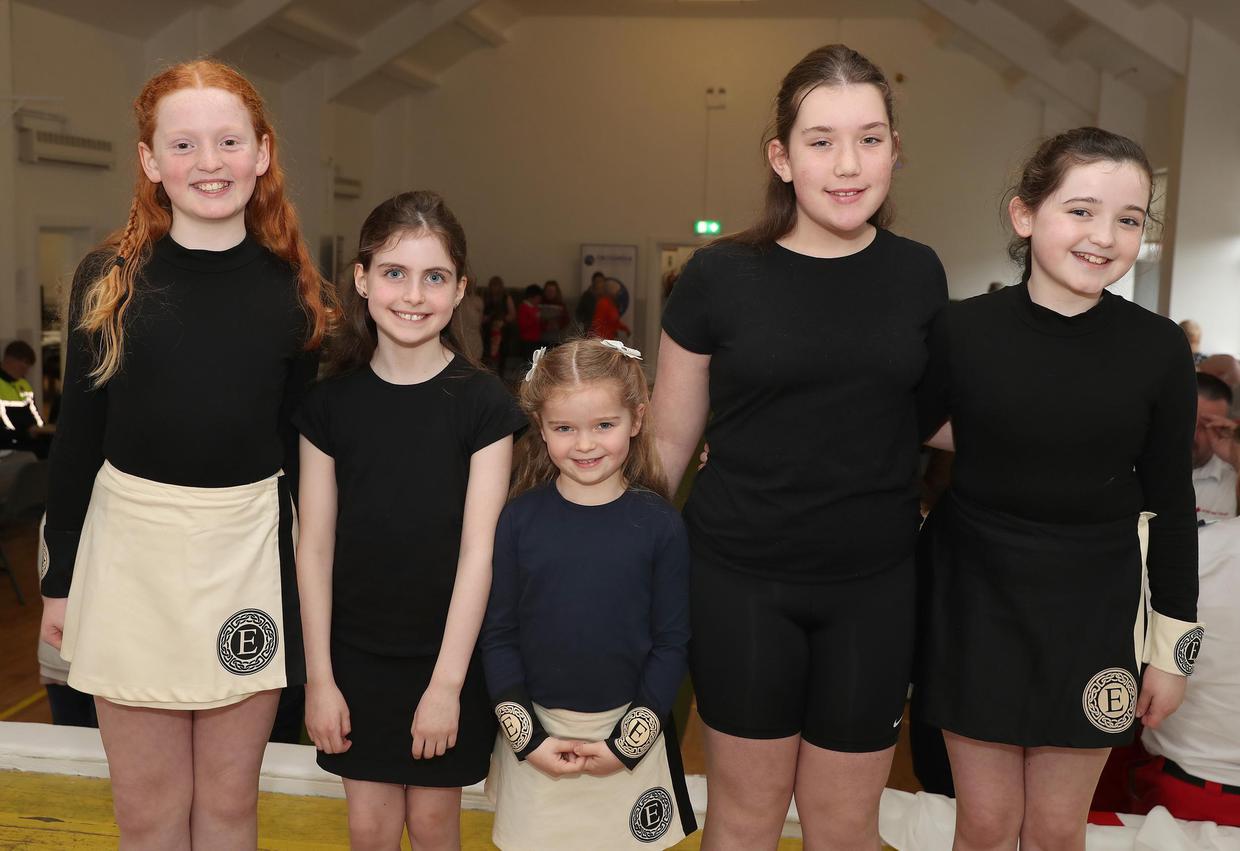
[481,483,691,721]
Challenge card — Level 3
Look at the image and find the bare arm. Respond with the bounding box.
[924,421,954,452]
[412,434,514,757]
[651,331,711,492]
[297,436,352,754]
[296,436,338,688]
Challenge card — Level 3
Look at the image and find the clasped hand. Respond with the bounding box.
[527,737,624,778]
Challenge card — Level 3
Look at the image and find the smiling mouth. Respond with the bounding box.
[572,458,602,468]
[192,181,232,195]
[1073,251,1111,266]
[392,310,429,322]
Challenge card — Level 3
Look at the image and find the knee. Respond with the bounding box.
[955,803,1022,849]
[194,781,259,825]
[1022,807,1086,848]
[406,808,456,848]
[348,811,404,850]
[113,780,192,837]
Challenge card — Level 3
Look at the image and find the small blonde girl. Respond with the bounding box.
[480,337,697,850]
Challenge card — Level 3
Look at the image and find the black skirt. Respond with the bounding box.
[914,492,1146,748]
[318,640,496,786]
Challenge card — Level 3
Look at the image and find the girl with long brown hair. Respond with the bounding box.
[295,191,525,848]
[479,338,696,849]
[651,44,947,848]
[38,59,332,847]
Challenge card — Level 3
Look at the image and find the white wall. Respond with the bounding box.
[397,15,1042,349]
[1167,18,1240,357]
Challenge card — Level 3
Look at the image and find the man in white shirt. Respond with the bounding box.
[1193,373,1237,523]
[1135,518,1240,826]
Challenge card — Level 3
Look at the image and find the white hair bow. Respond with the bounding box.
[524,347,548,383]
[600,339,643,361]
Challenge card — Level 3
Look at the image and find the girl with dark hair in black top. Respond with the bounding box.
[652,44,946,849]
[916,128,1201,850]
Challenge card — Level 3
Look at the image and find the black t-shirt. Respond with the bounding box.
[42,235,316,597]
[661,230,948,581]
[916,283,1198,620]
[294,359,526,656]
[480,483,691,716]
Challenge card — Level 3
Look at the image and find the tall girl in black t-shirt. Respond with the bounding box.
[38,60,332,848]
[652,45,946,848]
[916,129,1201,849]
[295,191,525,849]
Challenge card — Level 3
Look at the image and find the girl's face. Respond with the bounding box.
[355,231,466,353]
[768,83,896,240]
[1012,159,1149,304]
[539,380,644,502]
[544,283,561,302]
[139,87,269,238]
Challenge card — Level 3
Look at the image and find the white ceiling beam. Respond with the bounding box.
[920,0,1100,116]
[457,8,509,46]
[326,0,483,101]
[201,0,296,54]
[384,59,440,90]
[1060,0,1187,75]
[269,8,361,55]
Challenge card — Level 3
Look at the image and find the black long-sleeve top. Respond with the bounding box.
[41,235,317,597]
[480,483,690,766]
[916,283,1198,620]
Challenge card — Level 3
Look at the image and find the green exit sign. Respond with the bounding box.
[694,219,721,236]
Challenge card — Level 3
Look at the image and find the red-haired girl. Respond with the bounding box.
[38,59,332,848]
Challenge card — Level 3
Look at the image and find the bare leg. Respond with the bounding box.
[342,778,407,850]
[700,726,800,851]
[405,785,463,850]
[794,741,894,851]
[944,731,1024,851]
[1020,746,1110,851]
[189,689,280,850]
[95,697,194,851]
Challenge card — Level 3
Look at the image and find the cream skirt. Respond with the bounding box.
[62,461,293,709]
[487,703,696,850]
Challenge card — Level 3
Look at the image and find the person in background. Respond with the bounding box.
[1193,373,1237,522]
[591,278,630,341]
[576,271,604,333]
[0,339,54,458]
[1180,319,1207,365]
[517,283,544,363]
[483,275,516,372]
[539,280,570,346]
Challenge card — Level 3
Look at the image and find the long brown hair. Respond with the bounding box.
[328,190,480,375]
[79,59,333,385]
[510,337,668,500]
[1006,127,1155,284]
[723,44,898,248]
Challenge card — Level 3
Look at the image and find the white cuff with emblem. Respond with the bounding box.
[1143,610,1205,676]
[495,701,536,754]
[612,706,660,765]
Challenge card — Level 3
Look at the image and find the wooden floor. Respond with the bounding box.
[0,515,918,847]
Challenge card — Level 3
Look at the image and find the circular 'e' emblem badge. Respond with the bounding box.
[630,787,673,842]
[1082,667,1136,733]
[217,609,278,675]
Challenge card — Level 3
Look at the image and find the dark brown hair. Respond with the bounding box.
[723,44,897,248]
[327,190,478,375]
[1007,127,1155,284]
[510,337,668,500]
[80,59,334,385]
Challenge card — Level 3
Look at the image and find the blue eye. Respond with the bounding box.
[427,272,446,285]
[862,136,882,145]
[384,268,403,279]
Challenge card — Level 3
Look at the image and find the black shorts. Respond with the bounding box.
[689,556,914,753]
[318,641,496,787]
